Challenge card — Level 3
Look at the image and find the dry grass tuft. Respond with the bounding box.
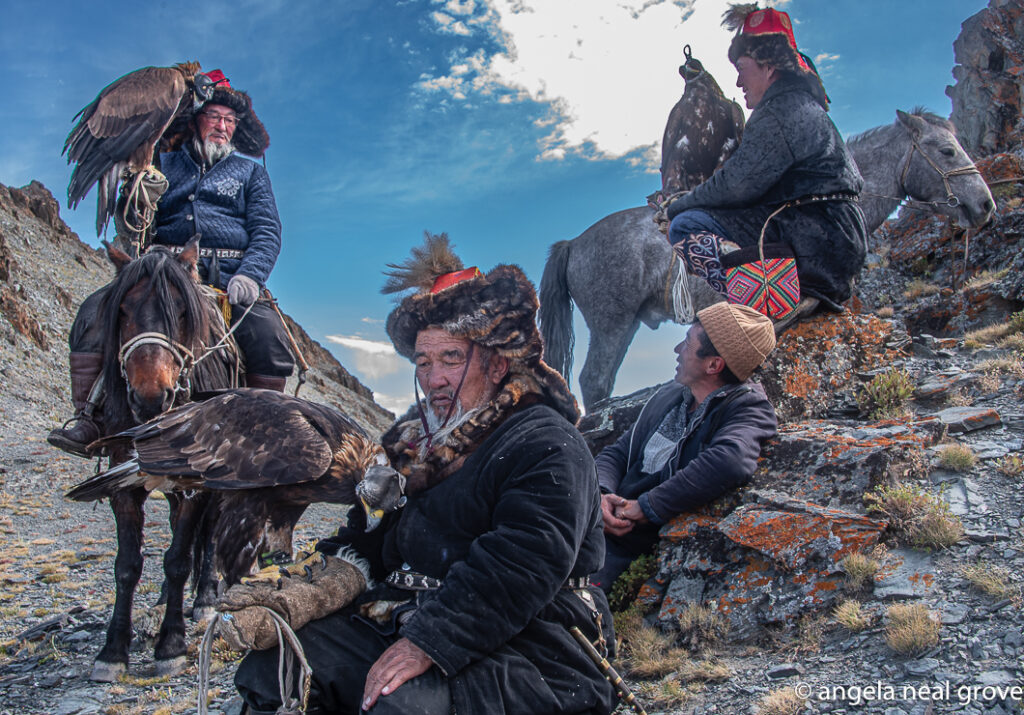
[834,599,871,631]
[841,545,887,592]
[903,279,941,299]
[945,387,974,407]
[757,686,807,715]
[979,356,1024,377]
[876,306,894,319]
[962,563,1017,600]
[996,453,1024,478]
[884,603,940,654]
[865,483,963,549]
[676,602,729,651]
[636,676,698,710]
[965,322,1013,345]
[996,333,1024,352]
[963,268,1009,291]
[937,443,977,472]
[615,607,689,678]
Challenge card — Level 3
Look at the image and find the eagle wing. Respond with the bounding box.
[64,64,193,235]
[129,390,349,491]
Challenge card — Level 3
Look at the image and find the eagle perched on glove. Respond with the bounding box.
[661,45,745,195]
[66,389,405,582]
[64,62,269,236]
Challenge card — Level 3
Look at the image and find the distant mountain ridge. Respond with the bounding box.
[0,179,393,438]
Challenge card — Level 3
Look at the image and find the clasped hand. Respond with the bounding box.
[600,493,647,536]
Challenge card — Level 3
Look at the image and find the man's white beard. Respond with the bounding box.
[420,399,483,458]
[192,136,234,166]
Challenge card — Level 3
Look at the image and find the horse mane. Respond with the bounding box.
[847,107,956,147]
[99,248,214,432]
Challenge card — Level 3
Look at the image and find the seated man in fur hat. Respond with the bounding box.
[592,303,778,592]
[666,4,867,333]
[233,234,619,715]
[48,70,294,457]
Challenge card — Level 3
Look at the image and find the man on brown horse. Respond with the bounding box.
[666,4,867,333]
[49,71,294,457]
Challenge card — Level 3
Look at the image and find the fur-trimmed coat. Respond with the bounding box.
[153,147,282,290]
[320,403,618,715]
[667,73,867,308]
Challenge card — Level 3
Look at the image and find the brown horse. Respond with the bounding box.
[79,238,238,681]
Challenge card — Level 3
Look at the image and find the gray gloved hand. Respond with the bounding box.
[227,274,260,306]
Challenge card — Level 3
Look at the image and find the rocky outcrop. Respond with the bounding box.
[947,0,1024,157]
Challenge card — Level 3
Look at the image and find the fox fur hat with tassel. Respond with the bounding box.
[723,3,829,109]
[382,232,580,423]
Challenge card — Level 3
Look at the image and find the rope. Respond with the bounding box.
[665,250,696,324]
[196,610,313,715]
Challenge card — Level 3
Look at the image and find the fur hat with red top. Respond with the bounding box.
[382,232,579,420]
[165,68,270,157]
[723,3,829,108]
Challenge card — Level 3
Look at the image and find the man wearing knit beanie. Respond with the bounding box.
[592,302,779,593]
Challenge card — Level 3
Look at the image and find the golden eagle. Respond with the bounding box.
[66,389,404,582]
[661,46,745,194]
[63,62,217,236]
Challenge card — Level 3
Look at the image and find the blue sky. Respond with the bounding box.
[0,0,988,413]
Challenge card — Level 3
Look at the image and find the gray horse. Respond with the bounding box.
[540,110,996,409]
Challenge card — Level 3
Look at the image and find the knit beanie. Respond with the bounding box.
[697,303,776,381]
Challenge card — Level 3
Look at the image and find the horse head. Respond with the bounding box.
[895,109,995,229]
[101,238,211,424]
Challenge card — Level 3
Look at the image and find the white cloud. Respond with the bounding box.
[418,0,743,166]
[325,335,406,379]
[815,52,840,63]
[373,391,416,416]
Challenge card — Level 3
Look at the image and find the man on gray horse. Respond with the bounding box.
[666,4,867,332]
[592,303,778,593]
[48,70,293,457]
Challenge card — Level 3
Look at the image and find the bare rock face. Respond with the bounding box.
[946,0,1024,157]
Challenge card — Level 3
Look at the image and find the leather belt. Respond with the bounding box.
[385,567,590,592]
[160,244,245,260]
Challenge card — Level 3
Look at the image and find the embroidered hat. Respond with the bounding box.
[722,3,829,108]
[697,302,776,381]
[382,232,579,423]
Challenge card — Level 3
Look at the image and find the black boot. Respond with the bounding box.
[47,352,104,457]
[245,374,287,392]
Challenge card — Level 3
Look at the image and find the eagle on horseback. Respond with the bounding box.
[67,389,406,584]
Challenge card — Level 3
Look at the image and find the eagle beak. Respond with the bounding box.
[360,497,384,533]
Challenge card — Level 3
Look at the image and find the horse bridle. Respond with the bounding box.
[898,133,982,210]
[118,331,197,397]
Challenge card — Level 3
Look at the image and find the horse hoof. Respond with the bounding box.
[192,606,217,623]
[154,655,187,677]
[90,660,127,682]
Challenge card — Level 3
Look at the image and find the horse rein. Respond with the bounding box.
[117,299,253,396]
[866,132,983,212]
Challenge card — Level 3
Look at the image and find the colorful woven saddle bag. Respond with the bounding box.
[720,242,800,320]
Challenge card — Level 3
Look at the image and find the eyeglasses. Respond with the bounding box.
[199,112,237,127]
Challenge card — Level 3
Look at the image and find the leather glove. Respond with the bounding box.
[227,274,259,306]
[216,552,369,651]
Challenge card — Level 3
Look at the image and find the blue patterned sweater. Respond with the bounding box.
[153,148,282,290]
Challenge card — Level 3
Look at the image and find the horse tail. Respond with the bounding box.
[538,240,575,385]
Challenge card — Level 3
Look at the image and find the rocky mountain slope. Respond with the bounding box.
[0,180,392,713]
[1,1,1022,714]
